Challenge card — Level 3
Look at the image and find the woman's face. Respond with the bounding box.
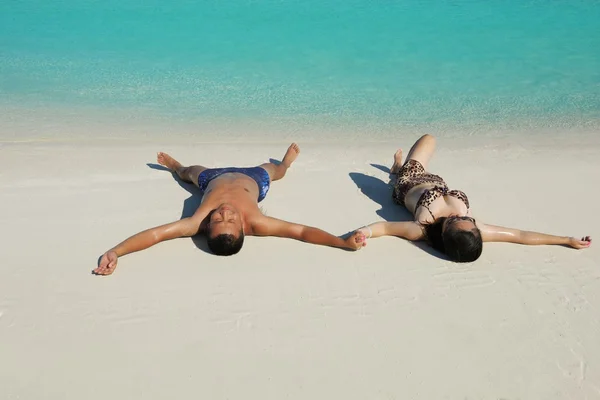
[443,215,476,233]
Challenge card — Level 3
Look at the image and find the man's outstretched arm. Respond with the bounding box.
[94,217,201,276]
[252,217,365,251]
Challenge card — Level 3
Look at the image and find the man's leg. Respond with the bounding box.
[259,143,300,182]
[157,152,207,187]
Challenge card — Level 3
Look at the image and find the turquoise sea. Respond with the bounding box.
[1,0,599,138]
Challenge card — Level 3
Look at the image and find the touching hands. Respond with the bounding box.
[345,230,367,250]
[93,251,119,276]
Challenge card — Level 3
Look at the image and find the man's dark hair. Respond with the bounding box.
[206,230,244,256]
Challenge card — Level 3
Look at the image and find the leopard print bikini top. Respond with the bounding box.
[416,185,470,221]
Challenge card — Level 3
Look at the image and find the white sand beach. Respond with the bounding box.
[1,131,599,399]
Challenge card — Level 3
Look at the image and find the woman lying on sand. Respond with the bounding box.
[94,143,364,276]
[355,134,592,262]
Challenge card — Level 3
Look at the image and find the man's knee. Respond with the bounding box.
[277,165,288,179]
[269,163,287,181]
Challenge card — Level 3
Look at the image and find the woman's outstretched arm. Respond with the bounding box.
[478,223,591,249]
[356,221,425,241]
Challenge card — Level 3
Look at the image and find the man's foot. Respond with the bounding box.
[157,152,183,171]
[282,143,300,167]
[390,149,403,174]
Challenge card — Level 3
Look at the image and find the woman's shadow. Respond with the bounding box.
[147,163,211,253]
[349,163,443,259]
[349,163,411,222]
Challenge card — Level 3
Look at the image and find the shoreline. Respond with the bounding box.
[2,103,600,144]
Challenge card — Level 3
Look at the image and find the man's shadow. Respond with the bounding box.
[147,163,211,253]
[349,163,444,259]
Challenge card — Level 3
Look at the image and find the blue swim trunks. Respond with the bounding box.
[198,167,271,202]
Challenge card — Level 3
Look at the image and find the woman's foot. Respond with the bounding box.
[157,152,183,171]
[390,149,403,174]
[282,143,300,167]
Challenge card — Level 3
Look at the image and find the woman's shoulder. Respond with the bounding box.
[413,208,436,225]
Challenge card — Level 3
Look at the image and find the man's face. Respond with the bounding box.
[208,204,243,238]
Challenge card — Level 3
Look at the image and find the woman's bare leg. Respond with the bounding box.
[390,149,404,174]
[259,143,300,182]
[157,152,207,187]
[390,134,437,173]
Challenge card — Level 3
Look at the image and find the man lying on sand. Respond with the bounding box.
[94,143,364,276]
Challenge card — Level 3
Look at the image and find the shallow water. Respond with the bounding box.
[1,0,599,138]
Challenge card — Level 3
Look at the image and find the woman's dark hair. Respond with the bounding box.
[423,218,446,254]
[423,217,483,263]
[206,230,245,256]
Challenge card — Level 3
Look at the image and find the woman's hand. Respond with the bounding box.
[94,251,119,275]
[568,236,592,249]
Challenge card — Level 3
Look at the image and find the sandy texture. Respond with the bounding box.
[1,134,599,399]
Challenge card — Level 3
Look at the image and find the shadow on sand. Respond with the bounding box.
[147,163,211,254]
[348,163,445,260]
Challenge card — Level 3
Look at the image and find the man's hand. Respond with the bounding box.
[94,251,119,276]
[345,231,367,251]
